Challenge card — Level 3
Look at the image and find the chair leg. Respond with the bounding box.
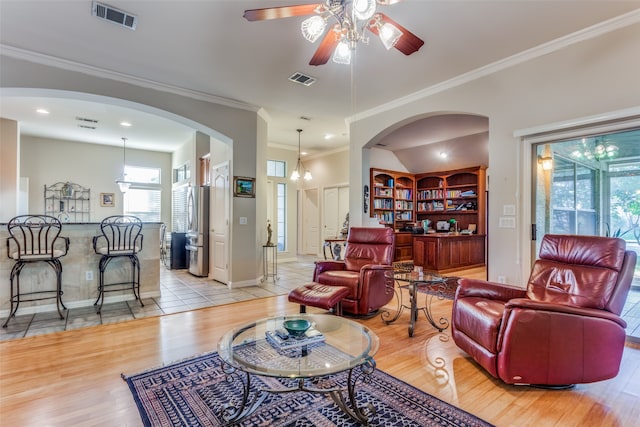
[3,262,23,328]
[299,305,307,314]
[334,301,343,316]
[48,259,65,320]
[95,256,111,314]
[131,255,143,307]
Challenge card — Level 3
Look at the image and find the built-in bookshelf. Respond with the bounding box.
[370,166,486,235]
[370,169,415,230]
[415,166,486,234]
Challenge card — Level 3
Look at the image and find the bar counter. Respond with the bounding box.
[0,222,160,317]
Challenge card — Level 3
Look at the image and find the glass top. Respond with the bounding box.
[387,270,446,284]
[217,314,379,378]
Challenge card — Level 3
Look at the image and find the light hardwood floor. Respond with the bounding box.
[1,265,639,427]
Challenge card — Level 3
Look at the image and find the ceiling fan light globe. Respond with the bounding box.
[333,40,352,64]
[379,22,403,49]
[301,15,326,43]
[353,0,377,21]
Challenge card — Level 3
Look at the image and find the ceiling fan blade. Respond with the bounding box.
[369,13,424,56]
[377,0,403,5]
[243,4,322,21]
[309,27,341,66]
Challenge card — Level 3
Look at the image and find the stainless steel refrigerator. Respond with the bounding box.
[186,185,210,277]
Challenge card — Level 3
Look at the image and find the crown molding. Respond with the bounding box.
[348,8,640,125]
[0,44,260,113]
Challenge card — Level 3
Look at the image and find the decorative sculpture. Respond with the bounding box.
[340,213,350,237]
[266,221,274,246]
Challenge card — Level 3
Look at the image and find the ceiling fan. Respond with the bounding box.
[243,0,424,66]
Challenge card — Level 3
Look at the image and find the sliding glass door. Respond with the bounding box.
[532,128,640,257]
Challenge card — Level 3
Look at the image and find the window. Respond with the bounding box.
[125,165,160,184]
[123,188,161,222]
[123,165,162,222]
[277,183,286,251]
[267,160,286,178]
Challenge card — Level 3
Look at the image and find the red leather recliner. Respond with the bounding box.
[452,234,637,386]
[313,227,395,316]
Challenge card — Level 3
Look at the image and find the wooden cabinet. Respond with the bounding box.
[413,234,486,273]
[394,232,413,261]
[370,169,415,230]
[415,166,486,234]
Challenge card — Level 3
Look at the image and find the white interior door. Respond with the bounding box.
[338,186,349,234]
[323,187,339,239]
[211,161,229,284]
[303,188,319,255]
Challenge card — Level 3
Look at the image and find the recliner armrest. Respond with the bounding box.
[361,264,392,271]
[359,263,392,282]
[457,278,527,301]
[313,260,346,281]
[505,298,627,328]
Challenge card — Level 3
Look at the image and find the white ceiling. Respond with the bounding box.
[1,1,639,154]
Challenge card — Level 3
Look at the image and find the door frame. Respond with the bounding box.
[516,107,640,281]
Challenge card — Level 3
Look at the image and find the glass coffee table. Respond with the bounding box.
[217,314,379,425]
[381,269,451,336]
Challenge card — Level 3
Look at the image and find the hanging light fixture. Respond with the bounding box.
[115,137,131,192]
[291,129,312,181]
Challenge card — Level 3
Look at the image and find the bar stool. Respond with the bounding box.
[3,215,69,327]
[92,215,144,314]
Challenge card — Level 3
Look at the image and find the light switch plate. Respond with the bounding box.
[239,217,247,225]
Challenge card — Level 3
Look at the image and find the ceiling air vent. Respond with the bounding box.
[76,116,99,124]
[289,72,316,86]
[92,1,137,30]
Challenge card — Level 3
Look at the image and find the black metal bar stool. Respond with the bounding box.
[92,215,144,314]
[4,215,70,327]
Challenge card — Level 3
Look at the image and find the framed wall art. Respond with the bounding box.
[234,176,255,198]
[100,192,115,207]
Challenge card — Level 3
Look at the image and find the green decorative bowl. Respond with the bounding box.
[283,319,311,338]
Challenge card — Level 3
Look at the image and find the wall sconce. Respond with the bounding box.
[539,155,553,171]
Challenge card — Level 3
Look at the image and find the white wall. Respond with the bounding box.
[369,147,410,172]
[20,135,172,224]
[350,22,640,285]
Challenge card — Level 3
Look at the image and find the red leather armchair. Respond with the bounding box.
[452,234,637,386]
[313,227,395,316]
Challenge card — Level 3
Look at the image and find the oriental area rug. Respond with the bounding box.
[123,351,493,427]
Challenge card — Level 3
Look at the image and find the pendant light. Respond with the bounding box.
[291,129,312,181]
[115,137,131,192]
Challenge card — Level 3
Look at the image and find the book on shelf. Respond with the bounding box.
[265,328,325,350]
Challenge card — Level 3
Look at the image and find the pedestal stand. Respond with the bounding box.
[262,245,278,282]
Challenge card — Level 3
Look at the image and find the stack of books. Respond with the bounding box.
[265,328,325,350]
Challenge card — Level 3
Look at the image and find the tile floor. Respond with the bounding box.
[2,256,640,341]
[0,256,318,341]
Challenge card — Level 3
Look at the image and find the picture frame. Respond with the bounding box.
[234,176,255,198]
[100,192,115,207]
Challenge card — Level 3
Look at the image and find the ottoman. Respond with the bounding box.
[288,283,350,316]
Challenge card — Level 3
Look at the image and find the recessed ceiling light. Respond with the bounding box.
[324,134,334,140]
[120,121,132,127]
[36,108,49,115]
[301,151,308,156]
[439,152,448,158]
